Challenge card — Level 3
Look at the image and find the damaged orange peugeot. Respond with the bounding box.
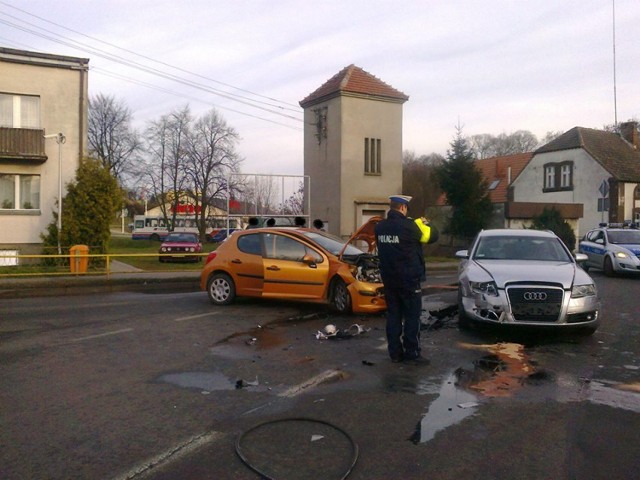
[199,217,386,313]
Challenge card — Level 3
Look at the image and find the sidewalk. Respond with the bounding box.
[0,261,459,300]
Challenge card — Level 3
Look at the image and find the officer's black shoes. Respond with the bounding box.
[405,356,430,366]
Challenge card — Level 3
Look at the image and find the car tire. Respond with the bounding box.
[207,273,236,305]
[331,278,352,314]
[457,286,472,329]
[150,233,161,242]
[603,256,615,277]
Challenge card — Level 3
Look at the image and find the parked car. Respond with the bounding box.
[456,229,600,334]
[159,232,202,263]
[199,218,385,313]
[579,223,640,276]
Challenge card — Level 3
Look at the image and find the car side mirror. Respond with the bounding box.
[455,250,469,259]
[574,252,588,263]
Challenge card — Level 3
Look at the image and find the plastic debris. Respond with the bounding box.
[316,323,370,340]
[246,337,258,346]
[311,435,325,442]
[236,377,259,389]
[457,401,479,409]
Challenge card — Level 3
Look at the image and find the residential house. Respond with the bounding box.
[0,47,89,255]
[510,122,640,238]
[300,65,408,237]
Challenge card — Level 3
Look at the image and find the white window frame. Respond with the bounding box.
[0,93,41,128]
[0,174,40,210]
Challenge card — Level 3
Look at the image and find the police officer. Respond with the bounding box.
[375,195,438,364]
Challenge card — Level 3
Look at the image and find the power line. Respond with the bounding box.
[92,67,302,131]
[0,5,305,124]
[0,1,300,111]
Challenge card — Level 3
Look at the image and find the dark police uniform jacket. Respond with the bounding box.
[375,209,437,294]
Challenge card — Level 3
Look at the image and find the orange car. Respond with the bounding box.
[199,217,386,313]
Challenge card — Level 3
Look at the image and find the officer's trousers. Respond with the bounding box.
[384,287,422,360]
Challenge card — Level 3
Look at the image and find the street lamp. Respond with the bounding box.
[44,132,66,254]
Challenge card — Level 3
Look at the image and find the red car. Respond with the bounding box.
[159,232,202,263]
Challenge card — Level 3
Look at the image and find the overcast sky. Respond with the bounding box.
[2,0,638,176]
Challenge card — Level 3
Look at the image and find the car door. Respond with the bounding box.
[228,232,265,296]
[581,230,606,269]
[261,232,329,299]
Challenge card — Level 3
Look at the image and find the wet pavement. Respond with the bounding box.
[1,270,639,479]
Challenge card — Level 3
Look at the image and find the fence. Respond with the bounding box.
[0,251,206,278]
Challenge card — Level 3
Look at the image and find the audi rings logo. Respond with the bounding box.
[524,291,547,301]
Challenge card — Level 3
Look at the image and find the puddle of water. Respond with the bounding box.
[411,372,479,444]
[158,371,237,392]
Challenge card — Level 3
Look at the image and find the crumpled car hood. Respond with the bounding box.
[339,216,383,259]
[474,260,580,288]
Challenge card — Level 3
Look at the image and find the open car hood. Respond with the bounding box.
[339,216,383,260]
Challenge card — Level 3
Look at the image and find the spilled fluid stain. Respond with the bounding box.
[411,371,479,444]
[219,325,287,350]
[458,342,534,397]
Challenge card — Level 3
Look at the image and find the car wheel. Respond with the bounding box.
[207,273,236,305]
[331,278,352,313]
[457,286,472,329]
[603,256,615,277]
[150,233,160,242]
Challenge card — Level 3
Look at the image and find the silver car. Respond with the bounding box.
[578,224,640,276]
[456,229,600,334]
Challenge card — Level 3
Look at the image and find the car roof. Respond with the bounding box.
[478,228,556,238]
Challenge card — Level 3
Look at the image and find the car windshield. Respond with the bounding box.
[473,235,572,262]
[607,230,640,245]
[299,230,363,256]
[165,233,198,243]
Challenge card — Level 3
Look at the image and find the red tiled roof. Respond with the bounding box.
[475,152,533,202]
[435,152,533,205]
[299,64,409,107]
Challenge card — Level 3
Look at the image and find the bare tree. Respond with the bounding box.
[88,94,141,183]
[538,130,564,147]
[185,108,242,238]
[143,106,192,228]
[402,150,444,216]
[469,130,538,158]
[280,181,305,215]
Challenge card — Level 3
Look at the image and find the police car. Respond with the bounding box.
[579,222,640,276]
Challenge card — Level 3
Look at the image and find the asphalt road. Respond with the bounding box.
[1,271,639,479]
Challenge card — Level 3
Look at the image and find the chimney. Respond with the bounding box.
[620,121,639,149]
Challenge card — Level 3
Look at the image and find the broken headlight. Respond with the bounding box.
[470,281,499,297]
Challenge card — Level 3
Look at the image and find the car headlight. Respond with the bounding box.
[189,247,195,252]
[571,284,597,298]
[615,251,630,259]
[470,281,499,296]
[160,247,167,252]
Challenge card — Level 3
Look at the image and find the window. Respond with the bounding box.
[263,233,321,262]
[0,93,41,128]
[0,174,40,210]
[543,161,573,192]
[238,233,262,255]
[364,138,381,174]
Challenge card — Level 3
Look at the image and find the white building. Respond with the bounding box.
[0,47,89,253]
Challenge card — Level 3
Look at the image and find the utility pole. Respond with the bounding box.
[44,133,66,254]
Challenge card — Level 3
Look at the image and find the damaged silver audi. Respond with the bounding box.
[456,229,600,334]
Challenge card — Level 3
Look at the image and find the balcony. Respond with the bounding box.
[0,127,47,163]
